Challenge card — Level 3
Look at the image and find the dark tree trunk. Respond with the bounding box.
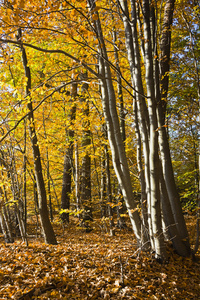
[61,79,77,223]
[80,71,92,221]
[160,0,175,117]
[17,28,57,245]
[100,149,107,217]
[104,144,115,235]
[157,1,191,254]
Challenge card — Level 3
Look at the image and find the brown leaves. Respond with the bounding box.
[0,220,199,299]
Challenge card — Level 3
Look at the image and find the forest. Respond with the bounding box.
[0,0,199,299]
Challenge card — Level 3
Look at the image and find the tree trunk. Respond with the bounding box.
[133,98,149,237]
[43,110,53,222]
[17,28,57,245]
[159,162,190,256]
[23,120,27,231]
[112,27,127,228]
[160,0,175,117]
[120,0,152,248]
[75,142,80,214]
[105,144,115,236]
[100,148,107,218]
[0,189,14,243]
[46,150,53,222]
[16,204,28,245]
[61,79,77,223]
[88,0,142,243]
[142,0,166,259]
[157,1,191,254]
[80,71,92,221]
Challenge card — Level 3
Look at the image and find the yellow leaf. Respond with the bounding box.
[91,6,101,13]
[92,14,99,20]
[19,0,25,8]
[112,287,120,293]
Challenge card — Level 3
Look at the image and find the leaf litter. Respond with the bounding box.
[0,216,199,299]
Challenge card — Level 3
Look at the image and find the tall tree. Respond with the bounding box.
[79,70,93,221]
[119,0,190,257]
[17,28,57,245]
[87,0,143,245]
[60,74,77,223]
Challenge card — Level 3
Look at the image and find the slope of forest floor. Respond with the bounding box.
[0,216,199,300]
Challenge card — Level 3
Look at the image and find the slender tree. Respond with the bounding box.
[60,75,77,223]
[87,0,143,245]
[17,28,57,245]
[79,71,93,222]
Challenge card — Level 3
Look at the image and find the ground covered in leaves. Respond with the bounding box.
[0,216,199,299]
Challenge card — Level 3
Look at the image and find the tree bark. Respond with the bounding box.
[142,0,166,259]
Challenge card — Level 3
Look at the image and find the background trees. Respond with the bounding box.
[0,0,199,260]
[169,0,199,210]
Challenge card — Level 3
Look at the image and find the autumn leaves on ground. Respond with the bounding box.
[0,216,199,300]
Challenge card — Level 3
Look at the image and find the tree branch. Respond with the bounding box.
[0,38,101,79]
[0,81,75,143]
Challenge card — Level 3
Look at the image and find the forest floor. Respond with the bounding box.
[0,215,199,300]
